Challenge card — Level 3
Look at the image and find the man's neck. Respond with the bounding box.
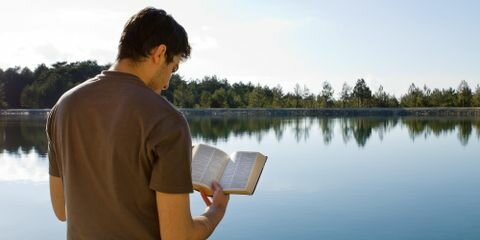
[110,59,151,86]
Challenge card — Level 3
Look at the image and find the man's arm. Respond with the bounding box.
[156,181,229,240]
[49,175,67,222]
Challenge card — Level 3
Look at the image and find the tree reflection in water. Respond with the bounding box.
[476,121,480,139]
[0,115,48,156]
[187,116,479,147]
[402,117,477,146]
[1,115,480,156]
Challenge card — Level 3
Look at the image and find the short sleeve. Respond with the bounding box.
[46,107,61,177]
[147,113,193,193]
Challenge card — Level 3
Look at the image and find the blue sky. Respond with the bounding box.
[1,0,479,96]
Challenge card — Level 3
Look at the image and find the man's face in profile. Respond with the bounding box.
[151,54,181,92]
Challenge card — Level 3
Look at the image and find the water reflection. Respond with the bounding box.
[1,116,480,156]
[402,118,479,146]
[1,116,480,182]
[0,149,48,182]
[0,115,48,155]
[188,117,287,143]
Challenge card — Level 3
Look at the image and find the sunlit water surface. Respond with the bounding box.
[1,116,479,239]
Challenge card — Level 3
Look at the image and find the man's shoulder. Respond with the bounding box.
[146,98,187,127]
[54,76,99,107]
[49,71,185,125]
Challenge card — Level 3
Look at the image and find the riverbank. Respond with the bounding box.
[2,108,480,117]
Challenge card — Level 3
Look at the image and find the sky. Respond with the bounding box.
[1,0,479,97]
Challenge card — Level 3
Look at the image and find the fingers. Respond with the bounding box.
[201,191,212,206]
[211,181,230,209]
[212,181,223,193]
[212,181,228,198]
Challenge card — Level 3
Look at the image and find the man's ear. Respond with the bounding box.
[151,44,167,65]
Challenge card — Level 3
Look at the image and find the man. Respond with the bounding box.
[46,7,229,239]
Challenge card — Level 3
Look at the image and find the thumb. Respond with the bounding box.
[201,191,212,206]
[212,181,223,193]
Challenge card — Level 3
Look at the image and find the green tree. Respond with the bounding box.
[173,83,195,108]
[248,86,267,108]
[352,78,372,107]
[319,81,334,107]
[162,74,183,103]
[293,83,303,108]
[20,84,40,108]
[271,85,284,108]
[386,94,400,107]
[19,61,108,108]
[456,80,472,107]
[0,82,6,108]
[292,84,310,108]
[281,93,295,108]
[421,85,432,107]
[4,60,480,109]
[441,88,457,107]
[373,85,388,107]
[401,83,424,107]
[339,82,352,108]
[0,69,7,108]
[197,75,230,94]
[3,67,34,108]
[211,88,228,108]
[472,84,480,107]
[227,90,244,108]
[200,91,212,107]
[428,88,443,107]
[231,82,253,107]
[303,93,316,108]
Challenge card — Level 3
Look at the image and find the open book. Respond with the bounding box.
[191,144,267,195]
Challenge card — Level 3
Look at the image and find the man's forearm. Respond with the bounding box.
[191,206,226,239]
[50,176,67,222]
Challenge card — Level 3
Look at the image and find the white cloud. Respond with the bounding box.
[201,25,212,31]
[34,44,70,62]
[256,16,315,32]
[1,0,477,95]
[190,35,219,51]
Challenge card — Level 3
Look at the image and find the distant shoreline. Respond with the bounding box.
[2,108,480,117]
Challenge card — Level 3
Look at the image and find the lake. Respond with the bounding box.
[1,115,479,239]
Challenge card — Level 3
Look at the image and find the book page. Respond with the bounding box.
[219,152,258,190]
[191,144,230,187]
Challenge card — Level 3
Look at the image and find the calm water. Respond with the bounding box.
[1,115,480,239]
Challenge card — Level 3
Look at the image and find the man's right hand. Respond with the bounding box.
[156,181,229,240]
[201,181,229,216]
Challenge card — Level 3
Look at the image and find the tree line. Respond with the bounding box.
[1,61,480,109]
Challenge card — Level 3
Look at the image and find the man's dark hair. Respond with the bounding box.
[117,7,191,63]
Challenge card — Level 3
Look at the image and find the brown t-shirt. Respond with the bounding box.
[46,71,193,239]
